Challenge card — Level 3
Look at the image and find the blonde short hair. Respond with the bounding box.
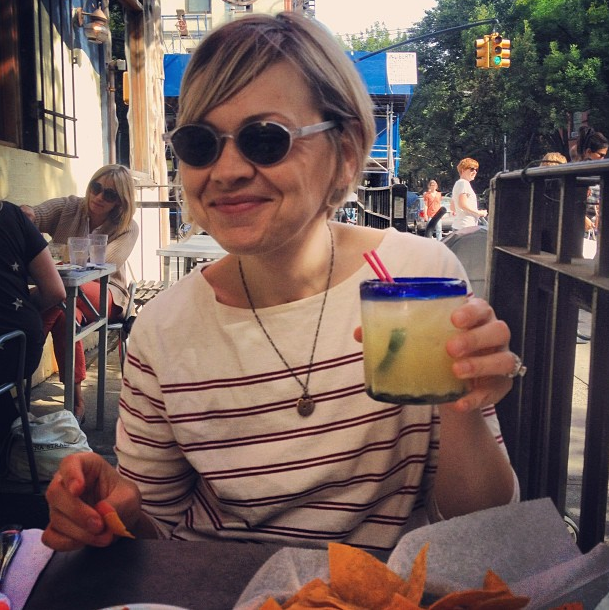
[178,12,376,209]
[86,164,136,234]
[457,158,479,173]
[540,152,567,166]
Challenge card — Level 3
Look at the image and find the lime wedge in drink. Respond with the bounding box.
[376,327,406,373]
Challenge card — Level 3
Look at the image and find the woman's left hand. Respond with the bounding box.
[445,296,515,412]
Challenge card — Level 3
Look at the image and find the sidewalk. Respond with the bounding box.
[28,338,122,468]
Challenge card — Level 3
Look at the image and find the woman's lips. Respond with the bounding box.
[211,195,269,213]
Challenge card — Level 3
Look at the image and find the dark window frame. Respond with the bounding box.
[37,0,78,158]
[0,0,78,157]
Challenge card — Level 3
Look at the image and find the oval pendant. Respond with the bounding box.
[296,396,315,417]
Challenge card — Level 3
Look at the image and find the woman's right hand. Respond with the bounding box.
[42,452,143,551]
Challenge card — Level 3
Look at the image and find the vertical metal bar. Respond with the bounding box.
[70,0,77,157]
[579,289,609,551]
[48,0,58,153]
[596,176,608,277]
[37,0,46,153]
[545,274,578,512]
[58,0,68,156]
[64,287,77,414]
[96,274,109,430]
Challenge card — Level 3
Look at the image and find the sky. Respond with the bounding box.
[314,0,438,37]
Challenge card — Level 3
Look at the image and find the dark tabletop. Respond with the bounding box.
[23,533,608,609]
[24,538,284,610]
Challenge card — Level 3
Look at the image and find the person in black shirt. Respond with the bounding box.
[0,201,65,442]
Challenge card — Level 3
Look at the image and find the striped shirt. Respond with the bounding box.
[116,228,513,551]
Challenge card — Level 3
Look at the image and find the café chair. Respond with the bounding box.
[108,281,137,374]
[424,207,447,239]
[0,330,40,494]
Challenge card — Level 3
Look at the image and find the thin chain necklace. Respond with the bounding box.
[238,226,335,417]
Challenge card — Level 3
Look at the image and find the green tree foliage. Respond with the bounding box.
[340,22,397,52]
[349,0,609,192]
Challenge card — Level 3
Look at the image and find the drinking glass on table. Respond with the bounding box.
[88,234,108,265]
[360,277,469,404]
[48,242,66,264]
[67,237,90,268]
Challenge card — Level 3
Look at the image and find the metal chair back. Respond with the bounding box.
[108,281,137,374]
[0,330,40,493]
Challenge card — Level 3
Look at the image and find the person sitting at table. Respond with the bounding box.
[42,13,522,553]
[20,165,138,424]
[0,200,65,447]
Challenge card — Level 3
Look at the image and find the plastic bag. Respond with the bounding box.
[6,410,92,482]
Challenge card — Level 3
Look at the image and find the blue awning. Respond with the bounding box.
[164,50,415,106]
[164,54,192,97]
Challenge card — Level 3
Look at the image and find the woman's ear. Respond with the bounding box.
[338,133,359,191]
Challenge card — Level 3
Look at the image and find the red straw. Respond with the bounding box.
[363,250,394,282]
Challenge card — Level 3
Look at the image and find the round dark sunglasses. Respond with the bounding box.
[163,120,338,168]
[89,181,120,204]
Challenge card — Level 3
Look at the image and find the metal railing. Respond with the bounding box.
[354,184,410,232]
[161,14,211,53]
[487,159,608,551]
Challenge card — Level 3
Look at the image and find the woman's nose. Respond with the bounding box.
[209,137,255,182]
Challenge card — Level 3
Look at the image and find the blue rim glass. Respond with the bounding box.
[360,277,467,300]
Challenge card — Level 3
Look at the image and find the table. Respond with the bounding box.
[59,264,115,430]
[157,234,227,288]
[20,536,609,610]
[24,538,283,610]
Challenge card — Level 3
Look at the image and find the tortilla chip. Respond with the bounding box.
[329,542,410,609]
[483,570,510,593]
[282,578,360,609]
[404,543,429,604]
[95,500,136,539]
[383,593,424,609]
[256,543,530,610]
[259,599,282,610]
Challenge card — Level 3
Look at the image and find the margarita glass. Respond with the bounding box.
[360,277,468,404]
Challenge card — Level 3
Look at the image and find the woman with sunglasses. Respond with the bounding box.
[43,14,520,553]
[450,158,487,231]
[21,164,138,423]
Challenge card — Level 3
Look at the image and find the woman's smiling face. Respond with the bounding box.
[179,61,354,257]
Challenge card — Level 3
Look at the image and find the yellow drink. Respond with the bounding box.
[360,278,468,404]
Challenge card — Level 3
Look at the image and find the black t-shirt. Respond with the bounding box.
[0,201,47,342]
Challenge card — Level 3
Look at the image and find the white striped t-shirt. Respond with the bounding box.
[115,228,512,551]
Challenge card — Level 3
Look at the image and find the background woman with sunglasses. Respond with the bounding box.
[21,164,138,423]
[450,157,487,231]
[43,14,520,552]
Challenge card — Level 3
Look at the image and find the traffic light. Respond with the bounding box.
[490,33,510,69]
[475,36,490,69]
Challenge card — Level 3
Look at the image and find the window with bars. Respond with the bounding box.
[0,0,77,157]
[36,0,78,157]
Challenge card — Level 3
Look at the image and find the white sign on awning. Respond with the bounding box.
[386,53,418,85]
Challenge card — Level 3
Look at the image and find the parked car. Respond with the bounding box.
[415,195,454,235]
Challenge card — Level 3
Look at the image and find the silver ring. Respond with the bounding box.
[508,354,527,378]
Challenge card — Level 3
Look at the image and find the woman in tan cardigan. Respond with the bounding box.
[22,164,138,423]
